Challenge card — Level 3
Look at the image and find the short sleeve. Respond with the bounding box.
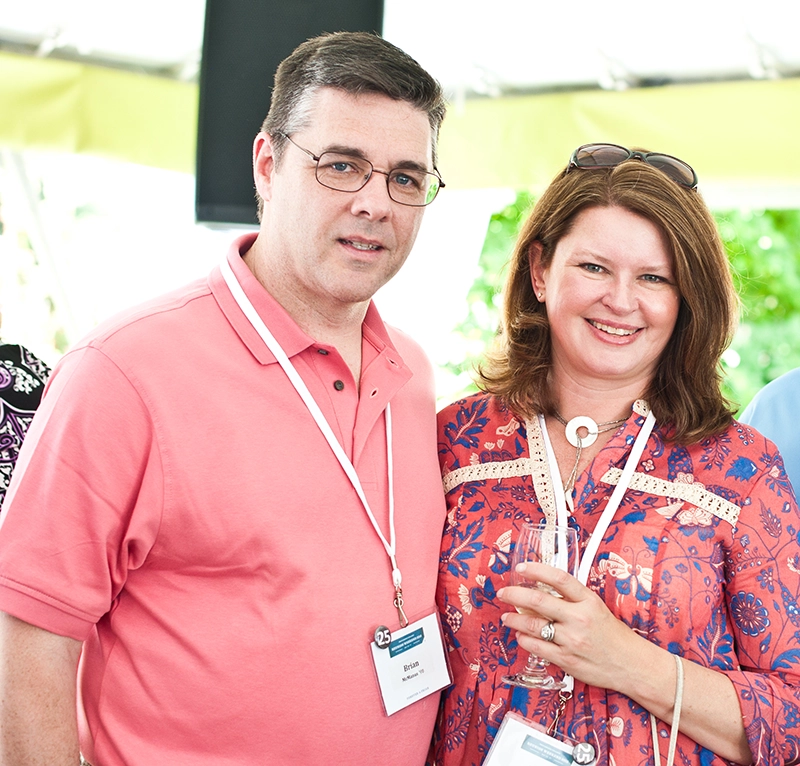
[0,345,164,640]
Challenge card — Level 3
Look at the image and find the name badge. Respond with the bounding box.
[484,712,596,765]
[370,611,452,716]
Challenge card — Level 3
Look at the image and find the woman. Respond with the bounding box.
[0,330,51,510]
[433,144,800,765]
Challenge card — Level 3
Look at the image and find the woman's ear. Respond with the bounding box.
[529,241,546,301]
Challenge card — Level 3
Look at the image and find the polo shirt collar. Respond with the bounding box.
[209,233,407,374]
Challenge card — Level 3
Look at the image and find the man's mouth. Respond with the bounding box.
[341,239,382,252]
[588,319,637,337]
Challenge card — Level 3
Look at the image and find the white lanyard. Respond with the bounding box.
[220,257,408,626]
[537,410,656,584]
[535,410,655,693]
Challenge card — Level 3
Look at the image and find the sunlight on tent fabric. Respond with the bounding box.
[0,151,229,365]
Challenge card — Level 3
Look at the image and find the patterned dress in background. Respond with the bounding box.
[433,392,800,766]
[0,343,51,509]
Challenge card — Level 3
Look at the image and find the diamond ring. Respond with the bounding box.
[540,621,556,642]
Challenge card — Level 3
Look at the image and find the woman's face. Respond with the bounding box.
[531,205,681,394]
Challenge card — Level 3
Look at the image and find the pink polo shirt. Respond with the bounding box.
[0,234,447,765]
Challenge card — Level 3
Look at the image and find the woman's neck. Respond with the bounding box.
[549,366,646,424]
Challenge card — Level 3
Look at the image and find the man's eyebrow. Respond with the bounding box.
[323,144,430,173]
[391,160,430,173]
[323,144,369,159]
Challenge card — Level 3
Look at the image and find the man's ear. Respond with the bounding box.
[528,241,547,300]
[253,132,276,204]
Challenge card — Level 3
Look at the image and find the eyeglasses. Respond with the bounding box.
[277,133,445,207]
[568,143,698,189]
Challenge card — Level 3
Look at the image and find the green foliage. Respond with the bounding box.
[443,191,535,390]
[446,195,800,415]
[719,208,800,411]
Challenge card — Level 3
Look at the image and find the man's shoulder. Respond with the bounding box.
[740,367,800,427]
[78,275,213,352]
[755,367,800,402]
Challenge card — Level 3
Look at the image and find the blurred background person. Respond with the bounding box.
[740,367,800,491]
[0,312,51,511]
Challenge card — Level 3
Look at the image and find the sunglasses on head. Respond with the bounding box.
[568,143,698,189]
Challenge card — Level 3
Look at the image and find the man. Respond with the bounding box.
[0,32,448,765]
[739,367,800,491]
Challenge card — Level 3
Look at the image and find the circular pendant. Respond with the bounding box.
[564,416,599,448]
[572,741,597,764]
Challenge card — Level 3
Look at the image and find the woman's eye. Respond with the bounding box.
[581,263,603,273]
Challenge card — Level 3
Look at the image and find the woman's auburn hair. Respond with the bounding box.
[478,160,739,444]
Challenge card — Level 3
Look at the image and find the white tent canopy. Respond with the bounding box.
[1,0,798,96]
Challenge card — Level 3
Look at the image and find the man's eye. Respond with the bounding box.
[391,172,423,190]
[328,161,357,173]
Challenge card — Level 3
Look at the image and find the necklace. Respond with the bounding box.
[553,412,627,492]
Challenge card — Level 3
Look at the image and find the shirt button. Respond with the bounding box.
[317,348,329,355]
[333,380,345,391]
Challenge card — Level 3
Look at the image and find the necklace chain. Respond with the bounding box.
[552,412,627,430]
[553,412,627,493]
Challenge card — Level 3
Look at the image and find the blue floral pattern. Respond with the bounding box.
[431,393,800,766]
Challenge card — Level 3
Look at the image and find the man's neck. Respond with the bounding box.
[242,243,368,384]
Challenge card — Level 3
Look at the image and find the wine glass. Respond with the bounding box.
[502,521,579,689]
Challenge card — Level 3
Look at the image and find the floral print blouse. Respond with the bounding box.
[432,393,800,766]
[0,342,51,509]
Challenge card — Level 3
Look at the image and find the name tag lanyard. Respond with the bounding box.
[535,409,656,692]
[220,257,409,627]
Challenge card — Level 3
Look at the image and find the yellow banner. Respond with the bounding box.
[0,51,197,173]
[438,78,800,192]
[2,49,799,194]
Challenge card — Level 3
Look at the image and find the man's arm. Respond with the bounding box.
[0,611,82,765]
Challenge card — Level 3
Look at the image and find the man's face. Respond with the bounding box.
[255,87,434,316]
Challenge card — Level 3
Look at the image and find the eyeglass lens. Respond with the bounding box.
[573,144,696,188]
[644,155,696,187]
[573,144,631,168]
[315,152,440,206]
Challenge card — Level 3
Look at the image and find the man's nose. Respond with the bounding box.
[349,170,393,219]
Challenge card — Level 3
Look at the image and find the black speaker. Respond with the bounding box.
[196,0,385,226]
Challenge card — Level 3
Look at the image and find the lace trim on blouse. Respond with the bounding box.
[442,457,531,494]
[440,399,738,527]
[526,415,557,526]
[440,416,561,524]
[600,468,740,526]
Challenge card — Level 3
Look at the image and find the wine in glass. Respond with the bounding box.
[502,522,579,689]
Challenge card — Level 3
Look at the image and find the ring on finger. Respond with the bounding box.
[540,621,556,642]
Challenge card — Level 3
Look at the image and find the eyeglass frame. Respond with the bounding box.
[567,143,698,190]
[274,132,445,207]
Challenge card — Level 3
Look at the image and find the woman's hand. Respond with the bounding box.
[499,562,753,764]
[498,561,652,692]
